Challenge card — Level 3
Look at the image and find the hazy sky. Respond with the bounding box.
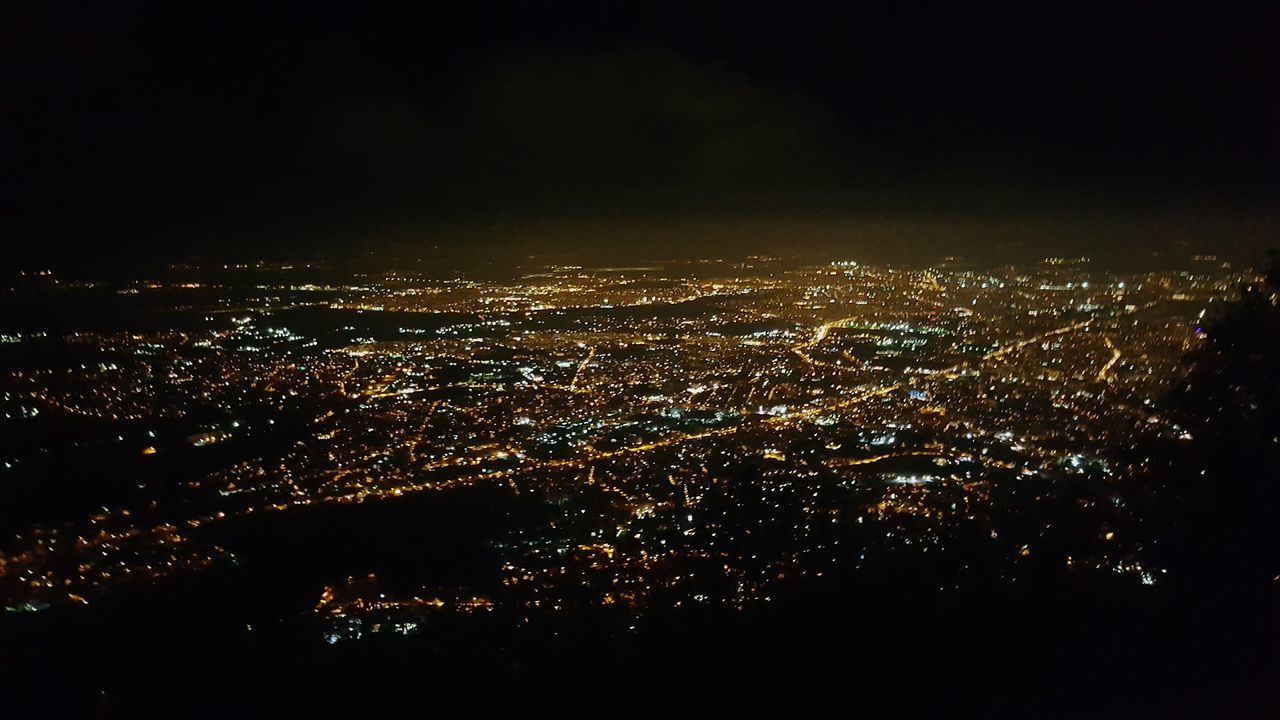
[5,2,1277,267]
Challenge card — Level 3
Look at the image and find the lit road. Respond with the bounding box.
[1096,335,1121,381]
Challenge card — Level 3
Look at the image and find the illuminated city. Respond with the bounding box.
[0,254,1244,613]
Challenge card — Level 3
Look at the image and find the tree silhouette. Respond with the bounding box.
[1175,249,1280,460]
[1158,250,1280,591]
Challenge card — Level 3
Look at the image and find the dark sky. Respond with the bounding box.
[5,1,1278,267]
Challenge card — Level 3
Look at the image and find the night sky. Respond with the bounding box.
[6,1,1278,267]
